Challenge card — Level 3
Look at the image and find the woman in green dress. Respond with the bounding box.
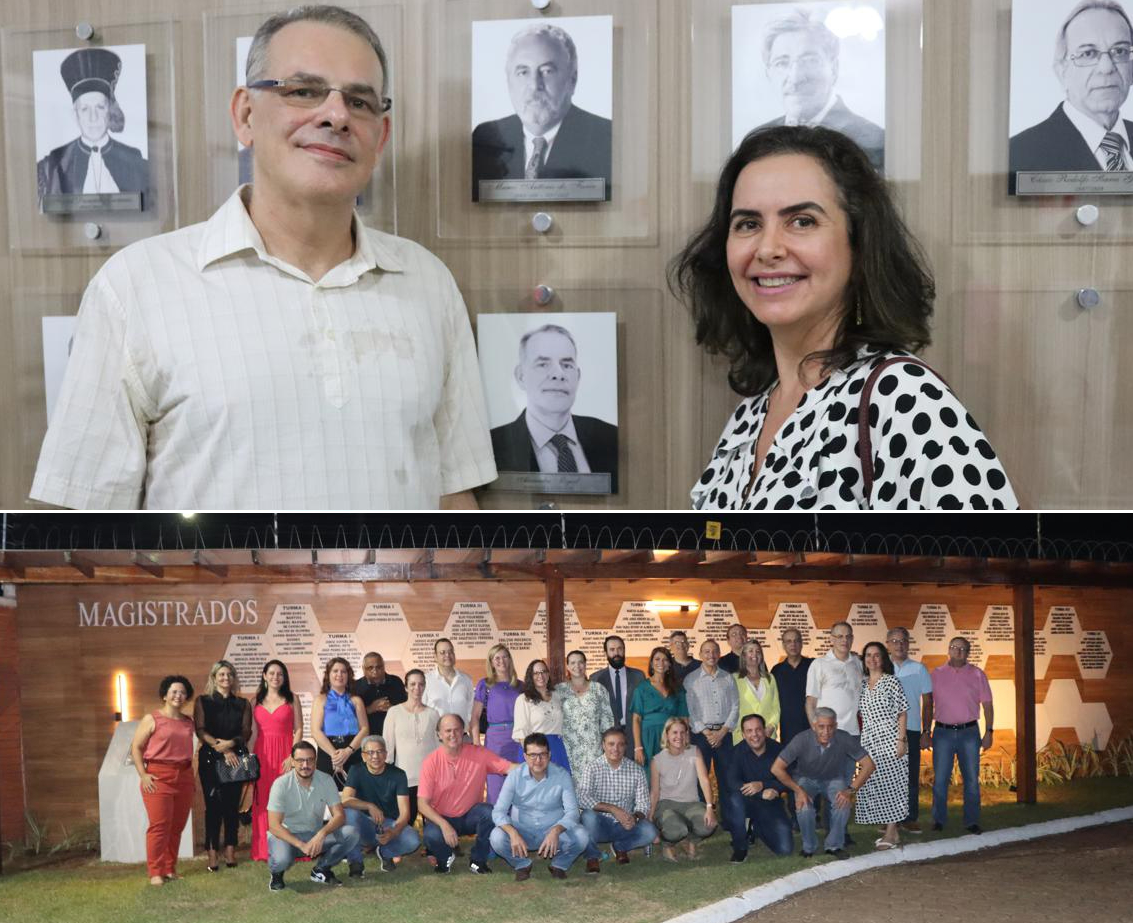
[630,647,688,773]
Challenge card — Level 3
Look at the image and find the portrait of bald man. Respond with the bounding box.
[1010,0,1133,186]
[472,20,612,200]
[488,322,618,490]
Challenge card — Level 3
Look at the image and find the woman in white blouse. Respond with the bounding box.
[383,668,439,825]
[513,659,569,770]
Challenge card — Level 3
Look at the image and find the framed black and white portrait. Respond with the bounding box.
[478,312,618,495]
[33,43,149,211]
[732,2,886,171]
[1009,0,1133,194]
[471,15,613,202]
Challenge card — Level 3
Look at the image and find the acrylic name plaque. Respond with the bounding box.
[41,191,144,213]
[478,177,607,202]
[1014,171,1133,196]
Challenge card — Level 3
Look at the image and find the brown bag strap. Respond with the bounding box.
[858,356,948,504]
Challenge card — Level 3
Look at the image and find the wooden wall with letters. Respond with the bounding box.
[11,578,1132,839]
[0,0,1129,508]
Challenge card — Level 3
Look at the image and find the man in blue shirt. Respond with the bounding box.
[724,713,794,863]
[887,626,933,832]
[489,732,590,881]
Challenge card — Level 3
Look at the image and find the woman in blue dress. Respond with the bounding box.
[311,657,368,790]
[630,647,688,774]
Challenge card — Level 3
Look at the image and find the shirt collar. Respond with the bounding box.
[1062,100,1131,155]
[526,411,581,451]
[196,185,405,282]
[523,119,563,148]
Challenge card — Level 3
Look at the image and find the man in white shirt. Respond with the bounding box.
[32,5,496,510]
[422,638,475,729]
[589,636,645,755]
[1010,1,1133,181]
[886,627,934,832]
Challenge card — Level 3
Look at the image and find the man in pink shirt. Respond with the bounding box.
[418,713,518,874]
[929,637,993,834]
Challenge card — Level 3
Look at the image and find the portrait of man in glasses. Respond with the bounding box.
[1009,0,1133,183]
[32,5,497,510]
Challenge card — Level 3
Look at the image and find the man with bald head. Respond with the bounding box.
[472,22,612,199]
[1010,0,1133,183]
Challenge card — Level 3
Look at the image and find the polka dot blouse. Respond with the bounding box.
[691,348,1019,510]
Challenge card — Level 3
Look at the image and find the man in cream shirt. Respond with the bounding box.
[32,5,496,509]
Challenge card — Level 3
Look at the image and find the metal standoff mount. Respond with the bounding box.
[533,284,555,306]
[1076,288,1101,310]
[531,211,554,233]
[531,0,552,10]
[83,222,102,240]
[1075,204,1099,226]
[75,22,96,41]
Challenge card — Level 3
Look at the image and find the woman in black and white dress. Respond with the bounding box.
[670,125,1017,510]
[855,641,909,849]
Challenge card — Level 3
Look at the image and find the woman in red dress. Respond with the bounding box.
[249,660,303,861]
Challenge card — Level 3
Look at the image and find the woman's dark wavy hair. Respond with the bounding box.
[522,659,553,704]
[256,659,295,706]
[668,125,934,397]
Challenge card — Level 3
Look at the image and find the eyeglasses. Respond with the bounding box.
[293,757,316,765]
[1067,44,1133,67]
[525,751,550,759]
[248,79,392,118]
[362,750,385,757]
[768,52,827,73]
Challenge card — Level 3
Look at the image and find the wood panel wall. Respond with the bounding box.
[1,0,1128,509]
[12,578,1133,840]
[0,606,27,845]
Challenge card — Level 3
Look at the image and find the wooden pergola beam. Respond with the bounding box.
[1014,584,1037,804]
[131,553,164,578]
[63,551,95,579]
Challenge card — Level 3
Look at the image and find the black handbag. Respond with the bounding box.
[215,751,260,785]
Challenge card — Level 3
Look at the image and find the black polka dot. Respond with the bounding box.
[839,467,860,487]
[878,481,897,502]
[988,469,1006,490]
[781,422,795,439]
[873,457,885,479]
[734,405,746,421]
[724,468,736,485]
[939,407,958,428]
[773,454,789,473]
[848,379,864,395]
[881,418,892,437]
[897,498,909,510]
[992,498,1005,510]
[839,480,857,503]
[910,478,924,502]
[846,407,860,425]
[824,434,848,455]
[878,374,899,396]
[797,494,817,509]
[931,466,954,488]
[734,420,749,435]
[868,403,879,427]
[966,412,979,429]
[949,436,970,456]
[938,494,962,509]
[900,458,915,477]
[783,471,802,489]
[895,394,915,413]
[774,495,794,510]
[971,496,988,510]
[799,411,815,430]
[754,497,768,510]
[976,439,996,460]
[699,469,715,486]
[819,470,838,489]
[963,464,981,486]
[904,364,927,377]
[709,489,718,503]
[920,383,943,400]
[924,440,943,460]
[828,401,847,421]
[889,433,908,458]
[716,491,729,506]
[912,413,931,435]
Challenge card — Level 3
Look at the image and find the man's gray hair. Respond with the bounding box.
[813,706,837,722]
[246,5,390,97]
[507,22,579,78]
[761,8,840,69]
[360,734,386,750]
[886,626,910,641]
[1054,0,1133,63]
[830,620,853,635]
[518,323,577,362]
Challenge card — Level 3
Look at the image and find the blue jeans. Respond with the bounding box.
[580,810,658,859]
[932,725,981,828]
[344,810,422,864]
[267,826,359,874]
[422,803,495,865]
[488,821,589,871]
[795,777,850,853]
[691,731,733,817]
[724,791,793,855]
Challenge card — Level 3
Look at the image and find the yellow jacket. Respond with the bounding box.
[732,671,781,744]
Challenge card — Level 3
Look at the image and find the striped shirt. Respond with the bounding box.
[31,187,497,509]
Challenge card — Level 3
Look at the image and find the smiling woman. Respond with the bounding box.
[669,125,1019,511]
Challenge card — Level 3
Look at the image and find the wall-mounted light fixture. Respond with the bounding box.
[114,671,128,722]
[643,600,700,614]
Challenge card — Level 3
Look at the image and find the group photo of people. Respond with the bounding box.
[131,623,993,890]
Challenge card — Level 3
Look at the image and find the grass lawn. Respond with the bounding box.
[3,778,1132,923]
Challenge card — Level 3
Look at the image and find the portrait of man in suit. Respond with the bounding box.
[1009,0,1133,185]
[489,323,618,490]
[755,8,885,170]
[471,21,612,200]
[36,47,149,206]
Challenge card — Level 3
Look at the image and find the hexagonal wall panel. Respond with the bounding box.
[846,603,889,654]
[498,629,546,667]
[1035,606,1083,678]
[266,604,323,661]
[970,605,1015,670]
[401,632,443,673]
[312,632,365,678]
[1076,631,1112,680]
[692,602,740,650]
[355,602,412,665]
[768,603,818,662]
[1036,678,1113,750]
[223,633,275,693]
[443,602,499,660]
[910,604,954,659]
[988,679,1017,733]
[612,602,666,658]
